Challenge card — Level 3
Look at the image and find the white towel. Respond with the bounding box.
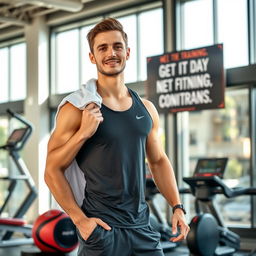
[54,78,102,207]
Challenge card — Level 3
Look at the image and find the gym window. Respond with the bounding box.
[0,113,29,218]
[0,41,27,103]
[184,88,251,227]
[176,0,256,230]
[50,6,164,95]
[0,38,27,217]
[177,0,250,68]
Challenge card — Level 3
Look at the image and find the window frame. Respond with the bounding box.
[0,38,26,115]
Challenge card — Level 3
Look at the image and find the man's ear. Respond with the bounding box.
[126,47,130,60]
[89,52,96,64]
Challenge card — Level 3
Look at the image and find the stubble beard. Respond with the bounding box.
[96,62,126,77]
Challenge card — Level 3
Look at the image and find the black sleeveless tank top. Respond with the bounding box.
[76,88,153,228]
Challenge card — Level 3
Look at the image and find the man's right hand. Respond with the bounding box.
[79,103,104,139]
[77,217,111,241]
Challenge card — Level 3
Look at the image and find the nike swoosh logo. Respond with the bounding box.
[136,115,144,120]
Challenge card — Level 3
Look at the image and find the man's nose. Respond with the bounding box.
[107,47,117,57]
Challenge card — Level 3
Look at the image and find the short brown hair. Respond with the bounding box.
[87,18,128,53]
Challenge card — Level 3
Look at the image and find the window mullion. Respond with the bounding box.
[136,13,140,82]
[78,28,82,87]
[248,0,256,64]
[213,0,218,44]
[250,85,256,227]
[8,47,11,102]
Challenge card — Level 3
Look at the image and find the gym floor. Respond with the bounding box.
[0,245,250,256]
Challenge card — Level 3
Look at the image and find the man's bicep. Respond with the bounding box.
[142,99,164,165]
[146,127,164,165]
[47,103,82,153]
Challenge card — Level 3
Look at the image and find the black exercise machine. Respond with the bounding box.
[181,158,256,256]
[145,170,179,252]
[0,109,37,247]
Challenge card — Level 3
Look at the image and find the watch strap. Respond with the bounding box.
[172,204,186,214]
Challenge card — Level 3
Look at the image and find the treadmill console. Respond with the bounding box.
[6,128,28,146]
[194,158,228,178]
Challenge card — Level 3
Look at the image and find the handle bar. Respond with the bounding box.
[180,186,256,196]
[181,176,256,198]
[6,109,33,130]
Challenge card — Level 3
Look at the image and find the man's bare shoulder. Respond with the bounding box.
[140,98,159,122]
[48,103,82,152]
[54,103,82,132]
[141,98,154,109]
[58,102,81,117]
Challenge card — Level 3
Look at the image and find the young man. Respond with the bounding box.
[45,18,189,256]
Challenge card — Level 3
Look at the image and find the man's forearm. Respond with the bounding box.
[44,167,87,225]
[148,155,181,207]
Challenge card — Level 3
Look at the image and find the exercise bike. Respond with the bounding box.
[145,170,179,252]
[0,109,37,247]
[181,158,256,256]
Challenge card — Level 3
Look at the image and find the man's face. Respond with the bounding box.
[89,30,130,77]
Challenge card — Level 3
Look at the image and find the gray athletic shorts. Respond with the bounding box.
[76,225,164,256]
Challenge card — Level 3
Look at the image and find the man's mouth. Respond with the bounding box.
[104,59,120,65]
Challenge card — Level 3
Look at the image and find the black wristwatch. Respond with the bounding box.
[172,204,186,215]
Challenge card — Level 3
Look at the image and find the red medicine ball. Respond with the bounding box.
[32,209,78,253]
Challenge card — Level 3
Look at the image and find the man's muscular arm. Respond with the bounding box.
[142,99,190,242]
[44,103,110,240]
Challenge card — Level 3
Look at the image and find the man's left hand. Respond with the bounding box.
[170,209,190,242]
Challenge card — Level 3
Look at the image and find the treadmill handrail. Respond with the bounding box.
[0,176,29,180]
[183,176,256,198]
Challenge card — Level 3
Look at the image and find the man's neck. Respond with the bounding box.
[96,73,127,99]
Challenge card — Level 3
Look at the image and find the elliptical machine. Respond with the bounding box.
[0,109,37,247]
[182,158,256,256]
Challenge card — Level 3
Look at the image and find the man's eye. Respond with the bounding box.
[99,47,106,51]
